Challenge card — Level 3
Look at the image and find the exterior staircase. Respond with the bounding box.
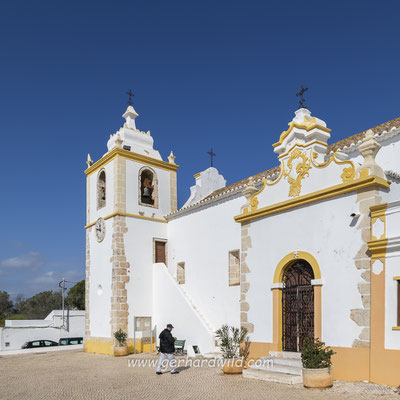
[243,351,303,384]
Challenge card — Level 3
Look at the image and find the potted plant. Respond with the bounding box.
[301,338,336,388]
[113,329,129,357]
[215,325,248,374]
[239,335,251,369]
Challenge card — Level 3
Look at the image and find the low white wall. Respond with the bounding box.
[153,262,215,355]
[0,310,85,351]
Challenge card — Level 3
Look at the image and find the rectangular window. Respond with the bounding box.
[229,250,240,286]
[177,262,185,284]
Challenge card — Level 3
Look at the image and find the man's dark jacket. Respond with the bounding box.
[159,329,175,353]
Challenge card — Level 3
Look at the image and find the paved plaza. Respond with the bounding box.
[0,350,398,400]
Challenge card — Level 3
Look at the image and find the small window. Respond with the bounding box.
[177,262,185,284]
[31,341,41,347]
[5,342,10,347]
[139,167,158,208]
[229,250,240,286]
[97,170,106,209]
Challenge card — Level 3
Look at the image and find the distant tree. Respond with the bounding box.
[13,293,25,313]
[0,291,13,319]
[19,291,62,319]
[66,280,85,310]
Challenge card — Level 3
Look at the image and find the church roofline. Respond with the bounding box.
[167,115,400,218]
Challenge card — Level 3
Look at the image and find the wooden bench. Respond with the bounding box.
[174,339,186,354]
[156,339,186,355]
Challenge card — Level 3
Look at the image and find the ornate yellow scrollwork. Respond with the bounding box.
[341,166,356,182]
[250,196,259,211]
[283,149,312,197]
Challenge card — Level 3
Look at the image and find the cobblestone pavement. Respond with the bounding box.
[0,350,398,400]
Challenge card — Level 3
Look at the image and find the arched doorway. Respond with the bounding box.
[282,260,314,352]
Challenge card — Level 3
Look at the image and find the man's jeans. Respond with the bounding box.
[156,352,176,373]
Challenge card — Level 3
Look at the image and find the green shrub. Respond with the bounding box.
[215,325,249,359]
[113,329,127,346]
[301,338,335,369]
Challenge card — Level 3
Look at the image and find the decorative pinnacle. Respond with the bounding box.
[168,151,176,164]
[86,154,93,167]
[115,133,123,149]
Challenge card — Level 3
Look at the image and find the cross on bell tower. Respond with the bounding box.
[126,89,134,106]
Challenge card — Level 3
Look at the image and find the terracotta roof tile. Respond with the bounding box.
[327,116,400,153]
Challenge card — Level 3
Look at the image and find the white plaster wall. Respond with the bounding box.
[88,219,113,338]
[124,218,168,338]
[0,312,85,351]
[88,160,115,223]
[167,196,242,332]
[125,160,171,219]
[153,263,215,355]
[246,193,365,347]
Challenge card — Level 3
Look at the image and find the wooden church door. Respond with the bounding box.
[282,260,314,352]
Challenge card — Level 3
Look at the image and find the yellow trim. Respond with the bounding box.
[85,212,167,228]
[392,327,400,331]
[393,276,400,281]
[193,172,200,178]
[273,251,322,283]
[84,339,155,355]
[85,147,179,176]
[273,116,331,148]
[367,238,388,258]
[235,175,390,223]
[370,203,388,240]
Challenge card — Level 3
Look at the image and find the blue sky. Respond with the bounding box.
[1,0,399,298]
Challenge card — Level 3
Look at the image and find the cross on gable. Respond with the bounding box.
[207,148,216,168]
[296,86,308,109]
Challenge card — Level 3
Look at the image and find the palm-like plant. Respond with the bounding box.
[114,329,127,347]
[215,325,249,359]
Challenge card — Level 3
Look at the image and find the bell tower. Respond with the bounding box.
[84,103,178,354]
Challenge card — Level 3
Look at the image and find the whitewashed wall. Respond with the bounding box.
[167,196,242,332]
[247,192,365,347]
[125,218,168,339]
[89,218,113,338]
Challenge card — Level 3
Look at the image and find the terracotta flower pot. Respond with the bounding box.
[222,358,244,374]
[113,346,129,357]
[302,367,333,388]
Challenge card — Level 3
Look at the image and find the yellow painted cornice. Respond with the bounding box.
[273,118,331,148]
[393,276,400,281]
[367,238,388,258]
[234,175,390,223]
[85,211,167,228]
[392,326,400,331]
[370,203,388,218]
[84,147,179,176]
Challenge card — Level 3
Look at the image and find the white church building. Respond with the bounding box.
[84,103,400,386]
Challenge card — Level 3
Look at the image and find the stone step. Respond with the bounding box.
[269,351,301,360]
[254,362,302,375]
[243,368,303,384]
[260,356,302,368]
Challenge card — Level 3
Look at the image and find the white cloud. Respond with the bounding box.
[0,252,45,271]
[29,269,85,291]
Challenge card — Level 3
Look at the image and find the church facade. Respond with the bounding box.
[84,104,400,386]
